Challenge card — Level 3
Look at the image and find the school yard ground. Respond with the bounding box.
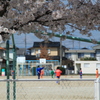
[0,74,97,79]
[0,75,97,100]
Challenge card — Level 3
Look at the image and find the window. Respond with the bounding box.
[90,53,95,57]
[32,49,35,55]
[96,63,100,68]
[96,50,100,56]
[48,49,50,54]
[66,53,71,59]
[84,63,90,68]
[78,53,84,58]
[38,49,41,53]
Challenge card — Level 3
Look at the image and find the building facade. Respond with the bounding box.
[65,48,96,61]
[65,45,100,74]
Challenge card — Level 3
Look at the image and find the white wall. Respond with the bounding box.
[17,57,26,63]
[31,49,35,55]
[75,61,100,74]
[9,49,13,59]
[84,53,90,57]
[71,53,78,61]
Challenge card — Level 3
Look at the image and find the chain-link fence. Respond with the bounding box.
[0,80,7,100]
[0,79,97,100]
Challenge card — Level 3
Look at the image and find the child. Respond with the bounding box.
[50,69,54,78]
[96,68,99,78]
[79,68,82,79]
[40,69,44,78]
[11,70,14,79]
[37,66,44,79]
[55,67,62,84]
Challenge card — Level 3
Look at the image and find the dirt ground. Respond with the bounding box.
[0,74,97,79]
[0,75,96,100]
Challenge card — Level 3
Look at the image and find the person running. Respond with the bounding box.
[50,69,55,78]
[37,66,44,79]
[79,68,82,79]
[55,67,62,84]
[96,68,99,78]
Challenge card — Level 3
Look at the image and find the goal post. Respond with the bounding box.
[16,62,55,76]
[36,63,54,76]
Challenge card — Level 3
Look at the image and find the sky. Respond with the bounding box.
[9,30,100,50]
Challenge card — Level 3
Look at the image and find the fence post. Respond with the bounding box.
[95,78,100,100]
[6,40,10,100]
[12,34,16,100]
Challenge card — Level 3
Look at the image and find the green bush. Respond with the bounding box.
[80,57,97,61]
[59,67,65,75]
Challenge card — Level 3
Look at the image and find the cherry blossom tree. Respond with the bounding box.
[0,0,100,42]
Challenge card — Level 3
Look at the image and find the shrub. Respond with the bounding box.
[80,57,97,61]
[59,67,65,75]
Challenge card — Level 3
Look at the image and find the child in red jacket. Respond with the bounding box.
[55,67,62,84]
[96,68,99,78]
[40,69,44,78]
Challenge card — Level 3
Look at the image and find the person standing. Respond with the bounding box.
[50,69,55,78]
[55,67,62,84]
[37,66,44,79]
[11,70,15,79]
[40,69,44,78]
[96,68,99,78]
[79,68,82,79]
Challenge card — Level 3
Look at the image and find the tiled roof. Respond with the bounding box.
[28,41,67,50]
[33,41,60,47]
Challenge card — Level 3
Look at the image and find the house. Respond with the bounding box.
[65,47,95,61]
[0,43,19,75]
[27,40,70,64]
[65,45,100,74]
[16,48,26,63]
[92,45,100,61]
[0,47,6,70]
[28,40,65,58]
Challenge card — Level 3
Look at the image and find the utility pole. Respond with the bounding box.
[73,40,74,49]
[60,37,62,66]
[25,34,27,54]
[6,40,10,100]
[79,41,80,49]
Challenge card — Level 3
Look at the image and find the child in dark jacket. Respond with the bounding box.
[79,68,82,79]
[37,66,44,79]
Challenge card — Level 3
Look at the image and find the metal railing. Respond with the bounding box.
[0,78,99,100]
